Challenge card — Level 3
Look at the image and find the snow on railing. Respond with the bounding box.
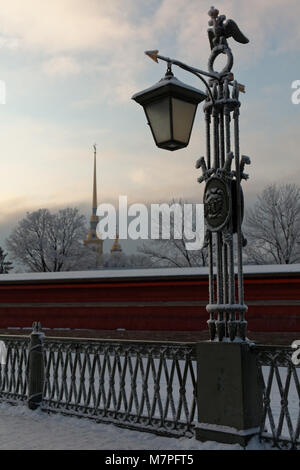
[254,345,300,450]
[0,330,197,438]
[1,329,300,446]
[0,335,29,402]
[41,337,197,437]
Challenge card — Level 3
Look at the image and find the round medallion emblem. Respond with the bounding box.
[204,177,231,232]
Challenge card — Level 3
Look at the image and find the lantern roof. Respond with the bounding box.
[132,74,207,105]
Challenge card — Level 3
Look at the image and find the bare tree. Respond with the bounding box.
[244,183,300,264]
[6,208,97,272]
[139,238,208,268]
[0,247,13,273]
[139,199,208,268]
[101,252,153,269]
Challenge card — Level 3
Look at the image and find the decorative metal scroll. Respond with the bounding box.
[196,7,251,341]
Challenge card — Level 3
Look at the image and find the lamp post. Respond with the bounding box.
[133,6,251,342]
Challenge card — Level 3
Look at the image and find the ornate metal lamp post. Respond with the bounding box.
[133,6,251,342]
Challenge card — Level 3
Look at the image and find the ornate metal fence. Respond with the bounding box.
[254,345,300,450]
[0,335,29,403]
[42,338,197,437]
[1,331,300,447]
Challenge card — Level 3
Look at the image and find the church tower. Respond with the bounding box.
[83,144,103,266]
[111,234,122,254]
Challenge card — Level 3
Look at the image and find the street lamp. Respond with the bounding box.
[132,6,251,342]
[132,65,207,151]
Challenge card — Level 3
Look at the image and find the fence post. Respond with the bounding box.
[28,322,45,410]
[195,341,263,447]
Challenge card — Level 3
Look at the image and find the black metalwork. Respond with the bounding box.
[1,330,300,449]
[0,330,197,437]
[42,337,197,437]
[139,7,251,341]
[28,322,45,410]
[203,176,231,231]
[254,345,300,450]
[0,335,29,403]
[201,7,250,341]
[207,6,249,49]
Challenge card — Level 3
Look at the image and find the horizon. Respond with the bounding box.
[0,0,299,260]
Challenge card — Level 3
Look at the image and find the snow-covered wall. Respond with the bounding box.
[0,264,299,283]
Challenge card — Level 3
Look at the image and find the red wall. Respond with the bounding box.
[0,273,299,331]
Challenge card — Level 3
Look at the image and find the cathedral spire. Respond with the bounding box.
[83,144,103,267]
[92,144,97,216]
[111,233,122,253]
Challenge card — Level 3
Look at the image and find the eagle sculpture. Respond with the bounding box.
[207,6,249,50]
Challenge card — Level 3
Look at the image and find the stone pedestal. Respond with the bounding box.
[195,341,263,446]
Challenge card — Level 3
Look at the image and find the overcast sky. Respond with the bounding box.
[0,0,299,252]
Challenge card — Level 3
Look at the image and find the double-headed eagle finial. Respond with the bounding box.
[207,6,249,50]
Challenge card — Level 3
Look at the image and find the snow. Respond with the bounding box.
[0,402,272,450]
[196,423,259,437]
[0,263,299,283]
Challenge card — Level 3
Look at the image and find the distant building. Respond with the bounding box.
[83,145,103,266]
[110,234,122,254]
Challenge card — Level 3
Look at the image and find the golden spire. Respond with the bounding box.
[111,233,122,253]
[83,145,103,267]
[92,143,97,215]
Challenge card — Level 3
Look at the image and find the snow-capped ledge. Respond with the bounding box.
[0,263,299,283]
[196,422,260,437]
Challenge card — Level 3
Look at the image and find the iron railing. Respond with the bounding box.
[0,335,29,403]
[1,332,300,447]
[254,345,300,450]
[41,338,197,437]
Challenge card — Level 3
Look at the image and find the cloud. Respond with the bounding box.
[42,56,81,77]
[129,169,146,184]
[0,35,19,50]
[0,0,299,239]
[1,0,298,106]
[0,0,136,54]
[148,0,300,67]
[0,1,154,104]
[0,1,299,66]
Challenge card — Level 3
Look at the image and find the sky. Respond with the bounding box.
[0,0,299,253]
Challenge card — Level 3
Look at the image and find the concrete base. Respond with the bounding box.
[195,423,259,447]
[196,341,263,446]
